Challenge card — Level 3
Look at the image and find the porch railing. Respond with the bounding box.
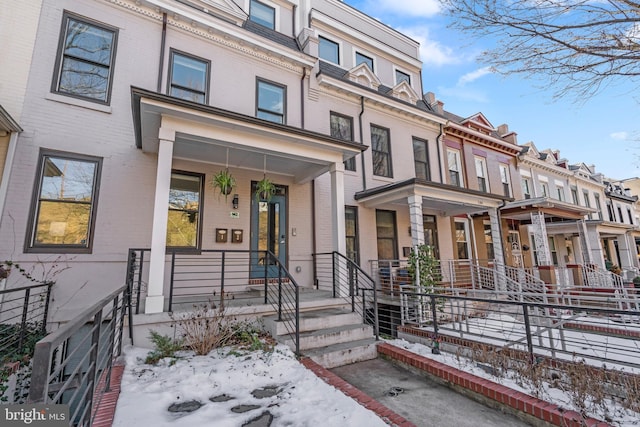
[28,284,129,426]
[313,252,378,339]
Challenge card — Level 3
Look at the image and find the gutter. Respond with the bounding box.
[359,96,366,190]
[157,13,167,93]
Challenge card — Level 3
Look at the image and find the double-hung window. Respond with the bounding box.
[355,52,374,71]
[413,138,430,181]
[168,50,209,103]
[53,12,118,104]
[345,206,360,264]
[541,182,549,197]
[256,79,286,124]
[475,156,489,192]
[594,193,602,220]
[447,148,463,187]
[571,187,579,204]
[395,70,410,85]
[249,0,275,30]
[522,178,532,199]
[376,210,398,260]
[28,151,102,252]
[583,190,592,219]
[330,112,355,171]
[556,185,565,201]
[499,164,511,196]
[319,36,339,64]
[167,172,203,249]
[371,125,392,178]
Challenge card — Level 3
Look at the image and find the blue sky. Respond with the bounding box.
[342,0,639,180]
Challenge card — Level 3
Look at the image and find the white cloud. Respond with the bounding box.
[610,131,629,140]
[457,67,493,86]
[398,26,460,66]
[365,0,441,18]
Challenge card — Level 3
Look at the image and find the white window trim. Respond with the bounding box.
[475,156,489,192]
[317,32,342,65]
[250,0,280,32]
[354,50,376,72]
[454,218,472,260]
[393,65,412,86]
[447,148,464,187]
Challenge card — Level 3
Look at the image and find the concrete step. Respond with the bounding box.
[264,308,363,336]
[303,338,379,369]
[283,323,374,351]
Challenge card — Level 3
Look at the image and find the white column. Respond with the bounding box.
[617,233,635,271]
[330,162,346,254]
[488,209,505,266]
[408,195,424,247]
[145,128,175,314]
[530,211,551,266]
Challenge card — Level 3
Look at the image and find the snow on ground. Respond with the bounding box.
[112,344,387,427]
[388,338,640,427]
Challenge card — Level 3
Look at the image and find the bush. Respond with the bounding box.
[171,304,237,356]
[144,331,183,365]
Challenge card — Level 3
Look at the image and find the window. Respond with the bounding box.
[548,236,558,265]
[483,221,494,260]
[628,208,634,225]
[475,156,489,192]
[499,164,511,196]
[395,70,410,85]
[617,205,624,223]
[319,36,339,64]
[168,50,209,103]
[28,151,101,252]
[256,79,285,123]
[530,235,557,266]
[571,186,579,204]
[522,178,532,199]
[423,215,439,257]
[583,190,592,219]
[541,182,549,198]
[376,210,398,260]
[556,185,565,201]
[413,138,430,181]
[167,172,203,248]
[454,219,470,259]
[447,149,463,187]
[594,193,602,220]
[52,13,117,104]
[345,206,360,264]
[249,0,275,30]
[371,125,392,177]
[607,201,615,221]
[355,52,373,71]
[330,112,355,171]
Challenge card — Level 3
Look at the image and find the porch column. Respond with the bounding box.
[408,195,424,247]
[530,212,551,266]
[584,225,605,269]
[489,208,507,292]
[617,232,636,271]
[145,128,175,314]
[330,162,346,254]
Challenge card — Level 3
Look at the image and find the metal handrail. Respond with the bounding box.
[28,284,129,426]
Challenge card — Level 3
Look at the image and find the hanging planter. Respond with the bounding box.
[255,176,276,202]
[211,168,236,200]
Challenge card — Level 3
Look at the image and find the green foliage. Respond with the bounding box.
[407,244,441,292]
[230,321,273,353]
[254,176,276,202]
[633,276,640,288]
[211,169,236,201]
[144,331,183,365]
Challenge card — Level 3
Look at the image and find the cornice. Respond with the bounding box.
[445,124,520,157]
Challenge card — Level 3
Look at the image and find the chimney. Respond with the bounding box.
[498,123,517,144]
[424,92,443,114]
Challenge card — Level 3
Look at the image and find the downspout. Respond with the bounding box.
[436,123,444,183]
[157,13,168,93]
[300,68,307,129]
[312,179,318,288]
[359,96,366,190]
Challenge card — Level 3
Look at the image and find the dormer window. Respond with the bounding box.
[355,52,373,71]
[250,0,275,30]
[319,36,339,64]
[395,69,410,85]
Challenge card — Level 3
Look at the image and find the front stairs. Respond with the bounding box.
[264,307,378,368]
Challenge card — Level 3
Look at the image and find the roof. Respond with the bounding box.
[242,20,300,51]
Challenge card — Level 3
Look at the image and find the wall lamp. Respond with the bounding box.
[232,194,239,210]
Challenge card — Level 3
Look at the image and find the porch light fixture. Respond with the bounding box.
[232,194,239,209]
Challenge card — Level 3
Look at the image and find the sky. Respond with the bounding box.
[342,0,640,180]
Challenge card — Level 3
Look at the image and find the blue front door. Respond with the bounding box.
[250,185,287,278]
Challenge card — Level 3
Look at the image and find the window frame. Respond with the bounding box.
[522,177,532,199]
[167,49,210,104]
[474,156,489,192]
[395,69,411,85]
[483,220,494,260]
[541,182,549,198]
[330,112,356,171]
[355,52,374,71]
[413,137,430,181]
[499,164,511,197]
[454,218,471,260]
[594,193,602,220]
[556,185,565,201]
[166,170,204,250]
[256,78,286,124]
[249,0,276,30]
[51,11,118,105]
[447,148,463,187]
[345,206,360,264]
[375,209,398,260]
[26,150,102,253]
[318,35,340,65]
[371,124,392,178]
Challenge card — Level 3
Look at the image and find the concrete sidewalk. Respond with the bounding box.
[331,358,531,427]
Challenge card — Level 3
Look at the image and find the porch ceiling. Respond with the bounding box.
[354,178,509,215]
[500,197,595,221]
[0,104,22,132]
[131,87,366,183]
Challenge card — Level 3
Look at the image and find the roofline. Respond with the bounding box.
[0,105,22,133]
[130,86,368,152]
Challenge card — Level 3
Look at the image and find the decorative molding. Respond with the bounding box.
[391,80,418,105]
[346,63,381,90]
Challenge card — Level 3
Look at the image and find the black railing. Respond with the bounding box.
[126,248,300,354]
[28,285,129,426]
[0,282,53,366]
[313,252,379,339]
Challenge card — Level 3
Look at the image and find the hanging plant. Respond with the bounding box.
[255,176,276,202]
[211,169,236,200]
